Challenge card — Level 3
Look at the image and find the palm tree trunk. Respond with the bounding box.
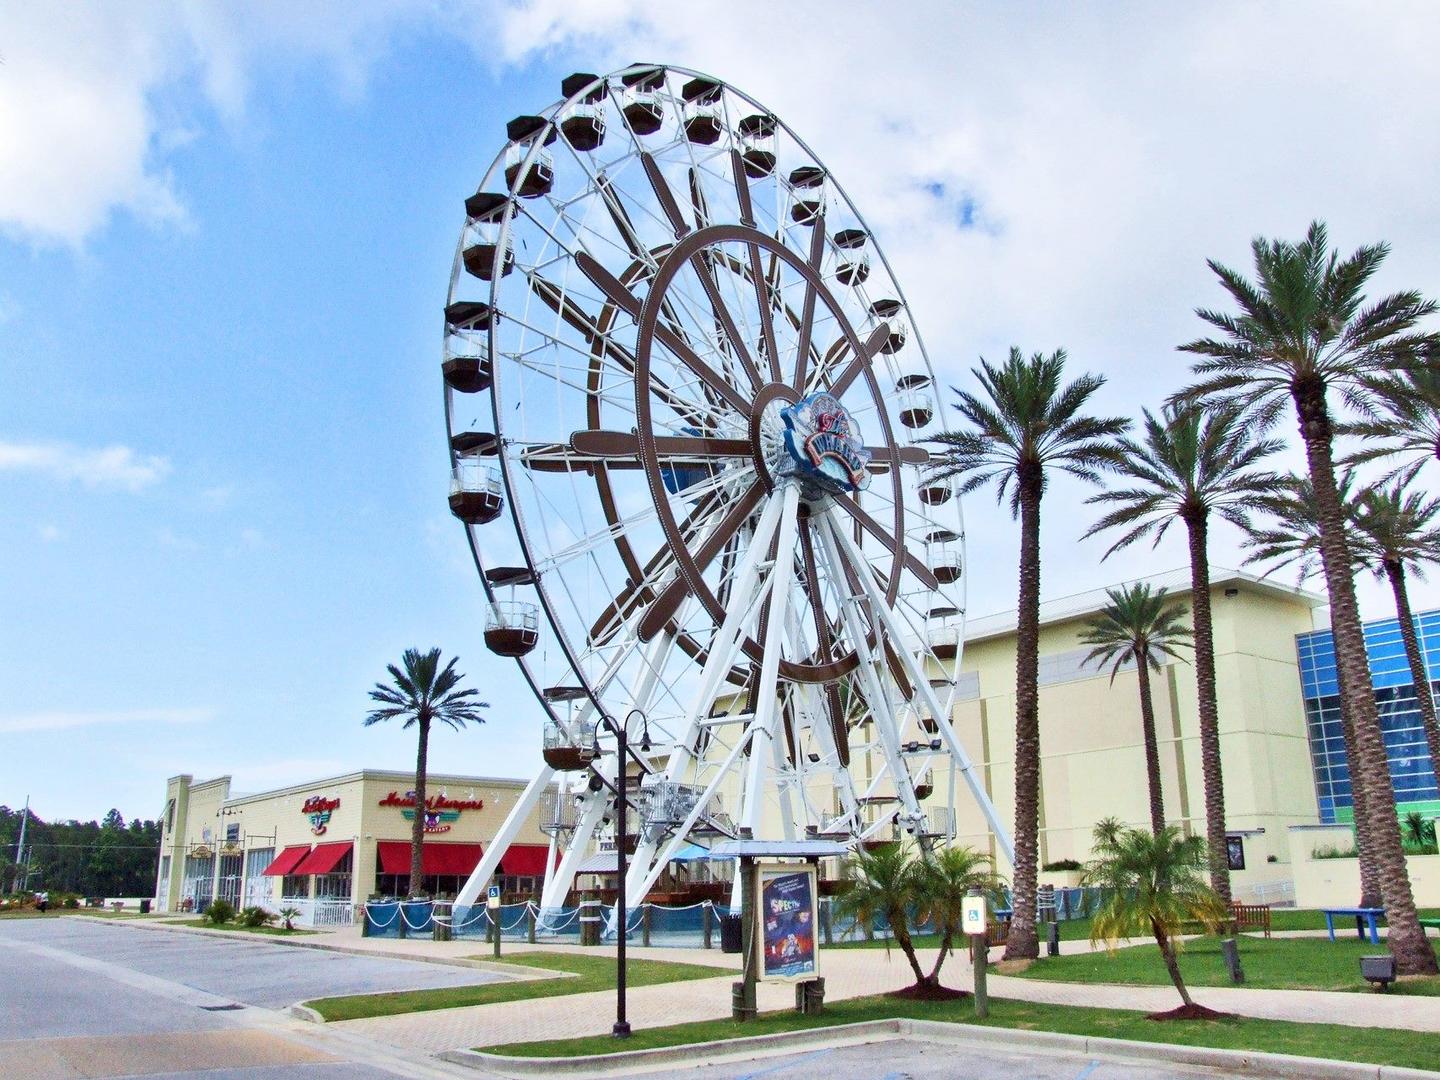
[1152,917,1193,1007]
[1294,381,1437,976]
[893,919,929,987]
[1331,622,1384,908]
[410,717,430,898]
[928,928,954,983]
[1182,512,1231,905]
[1136,660,1167,836]
[1385,560,1440,778]
[1003,469,1043,961]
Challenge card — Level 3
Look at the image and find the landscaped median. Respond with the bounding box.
[473,993,1440,1073]
[302,952,727,1022]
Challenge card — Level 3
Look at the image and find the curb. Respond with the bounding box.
[289,1003,327,1024]
[442,1016,1440,1079]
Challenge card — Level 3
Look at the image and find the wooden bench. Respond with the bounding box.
[1230,902,1271,938]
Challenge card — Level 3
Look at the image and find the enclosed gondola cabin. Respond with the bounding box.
[445,300,494,334]
[461,192,514,281]
[542,710,595,771]
[869,299,908,354]
[914,782,934,801]
[918,475,953,506]
[895,373,934,428]
[449,460,503,525]
[620,67,666,135]
[928,610,962,661]
[559,73,607,152]
[834,228,870,285]
[926,529,962,584]
[788,166,825,225]
[442,351,491,394]
[681,77,724,144]
[485,599,540,657]
[737,113,777,177]
[503,116,557,199]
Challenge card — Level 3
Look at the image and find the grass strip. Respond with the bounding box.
[482,992,1438,1070]
[306,951,727,1022]
[172,919,319,937]
[1007,932,1440,995]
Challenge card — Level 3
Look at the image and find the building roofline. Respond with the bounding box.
[218,768,529,809]
[965,567,1324,646]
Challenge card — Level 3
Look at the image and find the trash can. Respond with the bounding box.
[139,899,151,915]
[720,913,744,954]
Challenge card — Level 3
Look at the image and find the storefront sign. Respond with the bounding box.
[378,791,484,835]
[302,795,341,836]
[755,864,819,983]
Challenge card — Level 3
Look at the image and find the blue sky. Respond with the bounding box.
[4,2,1440,822]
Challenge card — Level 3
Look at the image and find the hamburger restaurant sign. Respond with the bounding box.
[378,791,485,834]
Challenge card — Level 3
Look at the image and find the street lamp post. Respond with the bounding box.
[589,708,650,1039]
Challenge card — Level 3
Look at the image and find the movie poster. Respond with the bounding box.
[756,864,818,982]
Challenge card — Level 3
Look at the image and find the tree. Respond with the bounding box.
[913,845,1005,987]
[1078,584,1193,837]
[1085,823,1227,1012]
[1175,219,1440,975]
[1344,364,1440,487]
[1085,405,1284,902]
[833,843,928,989]
[928,347,1129,960]
[365,648,488,897]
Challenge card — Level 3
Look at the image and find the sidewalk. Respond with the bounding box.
[306,930,1440,1054]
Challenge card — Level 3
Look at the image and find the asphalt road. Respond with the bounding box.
[0,917,500,1079]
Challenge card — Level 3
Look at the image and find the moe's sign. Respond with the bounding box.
[378,791,485,834]
[302,795,340,836]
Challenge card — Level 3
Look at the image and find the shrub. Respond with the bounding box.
[278,906,302,931]
[61,895,80,909]
[1042,858,1083,871]
[1311,844,1360,860]
[238,905,275,928]
[203,898,235,925]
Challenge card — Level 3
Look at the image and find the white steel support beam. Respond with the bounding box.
[455,764,555,907]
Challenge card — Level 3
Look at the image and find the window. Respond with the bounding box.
[1225,836,1246,871]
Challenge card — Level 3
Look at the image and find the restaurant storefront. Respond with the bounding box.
[155,769,551,925]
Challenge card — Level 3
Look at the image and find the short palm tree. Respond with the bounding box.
[1085,405,1284,902]
[1085,823,1227,1011]
[913,845,1005,987]
[833,843,927,988]
[1079,584,1193,837]
[1344,364,1440,486]
[365,648,488,897]
[1174,219,1439,975]
[929,347,1128,960]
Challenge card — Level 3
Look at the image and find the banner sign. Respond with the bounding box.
[302,795,340,836]
[756,863,819,982]
[379,791,485,834]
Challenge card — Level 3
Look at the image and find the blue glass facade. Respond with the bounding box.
[1296,608,1440,823]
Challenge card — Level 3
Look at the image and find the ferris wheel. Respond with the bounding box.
[446,64,1012,911]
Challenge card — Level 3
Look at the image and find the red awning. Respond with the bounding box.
[261,844,312,877]
[376,840,482,876]
[291,841,353,876]
[500,843,557,876]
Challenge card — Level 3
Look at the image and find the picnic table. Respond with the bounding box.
[1322,906,1385,944]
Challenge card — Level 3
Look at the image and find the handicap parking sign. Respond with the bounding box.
[487,884,501,909]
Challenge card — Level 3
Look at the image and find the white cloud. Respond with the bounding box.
[0,707,212,735]
[36,524,63,542]
[0,440,170,491]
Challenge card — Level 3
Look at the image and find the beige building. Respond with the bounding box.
[156,769,550,924]
[937,568,1324,901]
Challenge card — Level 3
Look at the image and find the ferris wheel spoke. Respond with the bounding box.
[729,148,757,228]
[570,429,749,460]
[819,324,891,398]
[576,252,751,416]
[792,216,828,389]
[639,152,693,239]
[832,495,937,589]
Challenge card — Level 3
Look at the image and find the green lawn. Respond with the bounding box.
[1006,933,1440,995]
[306,951,727,1022]
[481,992,1438,1070]
[172,919,318,937]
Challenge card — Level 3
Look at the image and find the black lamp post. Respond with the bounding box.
[589,708,651,1039]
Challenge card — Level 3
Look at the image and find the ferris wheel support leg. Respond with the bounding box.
[825,512,1016,866]
[455,765,555,908]
[542,784,608,910]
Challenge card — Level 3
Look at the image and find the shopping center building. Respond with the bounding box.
[154,769,552,924]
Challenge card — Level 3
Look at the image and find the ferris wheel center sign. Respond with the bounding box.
[779,393,872,496]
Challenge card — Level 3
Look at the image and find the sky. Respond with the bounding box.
[4,1,1440,824]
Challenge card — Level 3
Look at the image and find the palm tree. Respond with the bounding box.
[1085,823,1227,1012]
[1084,405,1284,902]
[929,347,1129,960]
[913,845,1005,987]
[1079,584,1193,837]
[1344,364,1440,486]
[1175,219,1440,975]
[832,843,927,988]
[365,648,488,898]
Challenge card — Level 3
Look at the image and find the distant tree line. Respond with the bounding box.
[0,805,161,897]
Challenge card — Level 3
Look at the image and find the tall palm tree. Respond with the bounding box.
[365,648,488,898]
[833,843,927,988]
[1344,364,1440,486]
[929,347,1128,960]
[913,845,1005,986]
[1079,583,1193,837]
[1085,823,1227,1011]
[1084,405,1284,901]
[1175,219,1440,974]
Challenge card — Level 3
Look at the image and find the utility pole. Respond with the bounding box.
[13,797,29,893]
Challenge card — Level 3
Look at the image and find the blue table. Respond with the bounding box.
[1322,906,1385,944]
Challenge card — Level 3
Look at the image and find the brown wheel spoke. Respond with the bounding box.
[826,324,890,398]
[690,257,764,389]
[832,496,938,590]
[640,152,691,238]
[639,479,766,640]
[577,251,752,415]
[792,214,826,389]
[570,429,750,459]
[730,149,756,227]
[748,240,782,383]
